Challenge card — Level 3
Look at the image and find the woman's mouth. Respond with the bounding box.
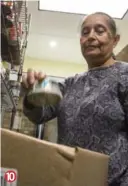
[85,45,99,51]
[83,45,101,55]
[87,46,97,50]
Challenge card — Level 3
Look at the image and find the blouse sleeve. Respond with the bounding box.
[119,71,128,127]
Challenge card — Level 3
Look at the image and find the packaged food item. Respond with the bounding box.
[27,78,63,107]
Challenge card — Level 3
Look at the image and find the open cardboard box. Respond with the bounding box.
[1,128,109,186]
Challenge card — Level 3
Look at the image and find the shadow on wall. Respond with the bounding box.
[116,45,128,62]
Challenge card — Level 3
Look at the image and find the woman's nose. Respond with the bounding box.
[88,30,96,40]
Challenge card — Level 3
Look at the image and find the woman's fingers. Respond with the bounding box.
[22,69,47,90]
[38,71,46,81]
[27,69,35,86]
[22,74,29,88]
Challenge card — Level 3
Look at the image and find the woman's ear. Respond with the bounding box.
[80,37,82,44]
[113,34,120,48]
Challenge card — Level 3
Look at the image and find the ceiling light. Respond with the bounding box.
[39,0,128,19]
[49,41,57,48]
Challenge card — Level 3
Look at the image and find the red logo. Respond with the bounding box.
[4,170,17,183]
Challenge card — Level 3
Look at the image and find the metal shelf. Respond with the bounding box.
[1,1,31,111]
[1,1,31,130]
[1,73,17,111]
[1,1,30,66]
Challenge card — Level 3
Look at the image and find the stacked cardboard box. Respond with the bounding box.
[1,129,109,186]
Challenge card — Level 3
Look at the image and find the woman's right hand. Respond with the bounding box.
[22,69,46,91]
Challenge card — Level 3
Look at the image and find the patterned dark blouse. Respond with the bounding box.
[24,61,128,186]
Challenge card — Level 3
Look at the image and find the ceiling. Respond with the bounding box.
[26,1,128,64]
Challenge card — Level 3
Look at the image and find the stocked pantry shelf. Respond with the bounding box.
[1,1,30,66]
[1,1,31,125]
[1,72,17,111]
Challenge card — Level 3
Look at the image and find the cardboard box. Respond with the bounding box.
[1,129,109,186]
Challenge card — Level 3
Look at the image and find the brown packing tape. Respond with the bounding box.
[1,129,109,186]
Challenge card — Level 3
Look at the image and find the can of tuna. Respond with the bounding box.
[27,78,63,107]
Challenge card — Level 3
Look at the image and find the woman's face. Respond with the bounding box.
[80,14,119,61]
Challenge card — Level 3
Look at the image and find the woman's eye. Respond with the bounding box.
[81,26,105,36]
[96,27,105,34]
[82,29,89,36]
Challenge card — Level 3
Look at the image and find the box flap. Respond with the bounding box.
[1,129,74,186]
[70,147,109,186]
[1,129,109,186]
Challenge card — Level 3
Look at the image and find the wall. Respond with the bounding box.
[24,56,88,77]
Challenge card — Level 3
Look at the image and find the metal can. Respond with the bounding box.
[27,78,63,107]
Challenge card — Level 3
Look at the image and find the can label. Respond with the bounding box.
[34,79,49,89]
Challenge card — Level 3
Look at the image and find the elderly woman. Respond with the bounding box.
[23,12,128,186]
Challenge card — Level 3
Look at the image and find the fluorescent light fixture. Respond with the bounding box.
[49,41,57,48]
[39,0,128,19]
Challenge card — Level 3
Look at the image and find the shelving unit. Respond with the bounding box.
[1,0,31,129]
[1,72,16,110]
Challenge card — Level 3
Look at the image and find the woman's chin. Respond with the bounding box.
[84,51,100,58]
